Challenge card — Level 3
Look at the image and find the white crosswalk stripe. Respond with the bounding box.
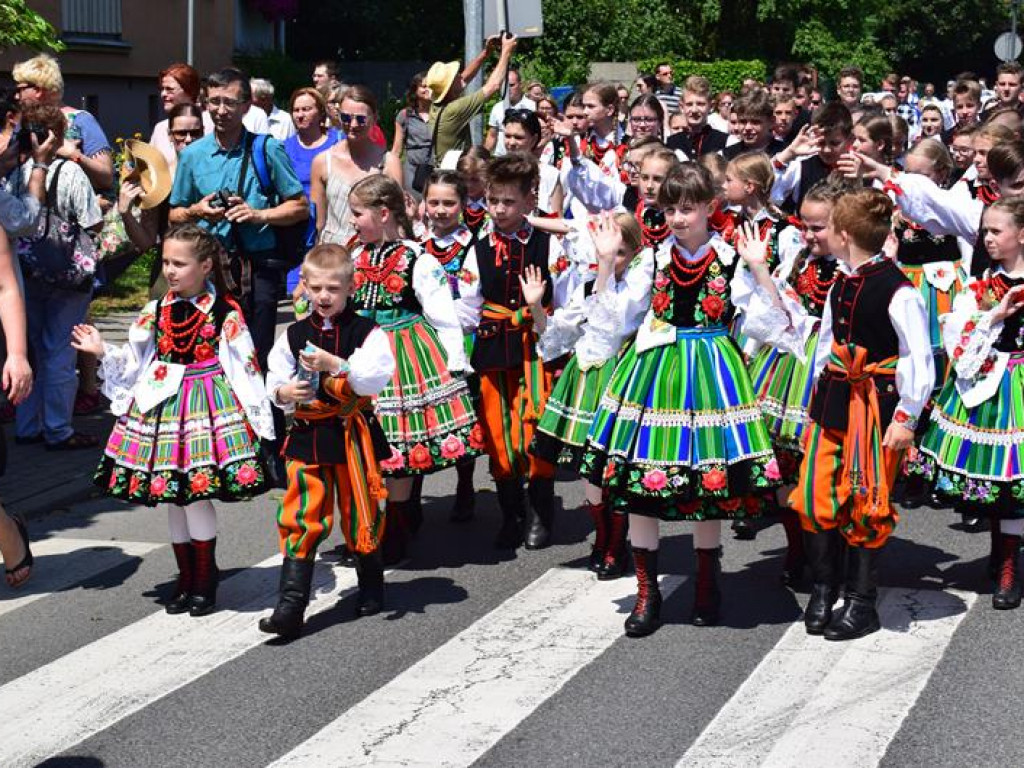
[0,537,162,618]
[676,587,976,768]
[268,568,685,768]
[0,554,360,768]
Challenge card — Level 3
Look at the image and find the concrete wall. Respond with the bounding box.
[589,62,639,87]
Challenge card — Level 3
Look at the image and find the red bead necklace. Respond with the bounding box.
[424,236,466,266]
[795,260,836,308]
[358,242,408,284]
[159,303,206,354]
[635,199,669,246]
[669,245,717,287]
[463,205,487,231]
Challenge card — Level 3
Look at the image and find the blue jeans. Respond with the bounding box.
[15,280,91,443]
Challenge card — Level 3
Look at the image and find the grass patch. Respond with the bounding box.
[91,249,156,317]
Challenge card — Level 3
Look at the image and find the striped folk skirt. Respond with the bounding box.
[532,355,617,473]
[374,314,484,477]
[909,354,1024,517]
[748,330,820,485]
[580,327,780,520]
[95,358,267,507]
[901,262,962,384]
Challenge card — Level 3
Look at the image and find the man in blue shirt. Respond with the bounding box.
[170,68,308,487]
[170,67,307,362]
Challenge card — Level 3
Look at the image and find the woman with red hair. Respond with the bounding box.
[149,63,210,164]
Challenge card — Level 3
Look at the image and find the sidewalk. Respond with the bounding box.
[0,311,134,517]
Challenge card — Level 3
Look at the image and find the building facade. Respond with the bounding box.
[0,0,278,140]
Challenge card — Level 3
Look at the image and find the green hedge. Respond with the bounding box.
[634,58,768,95]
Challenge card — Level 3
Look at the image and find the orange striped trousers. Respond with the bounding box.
[789,423,903,549]
[479,368,555,482]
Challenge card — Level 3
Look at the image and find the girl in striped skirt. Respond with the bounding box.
[911,197,1024,609]
[580,163,781,637]
[530,212,653,579]
[733,178,845,585]
[421,169,480,522]
[347,175,483,564]
[72,225,275,617]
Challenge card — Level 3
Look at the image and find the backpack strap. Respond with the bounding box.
[252,133,275,201]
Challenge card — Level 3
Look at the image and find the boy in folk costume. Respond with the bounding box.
[788,189,933,640]
[456,153,572,549]
[260,245,395,641]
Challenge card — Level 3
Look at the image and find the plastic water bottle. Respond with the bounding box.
[297,342,320,400]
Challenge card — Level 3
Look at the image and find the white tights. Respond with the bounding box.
[626,515,722,551]
[1001,518,1024,536]
[167,500,218,543]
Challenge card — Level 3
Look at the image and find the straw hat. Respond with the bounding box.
[424,60,461,104]
[119,140,172,210]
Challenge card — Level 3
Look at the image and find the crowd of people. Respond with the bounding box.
[0,43,1021,648]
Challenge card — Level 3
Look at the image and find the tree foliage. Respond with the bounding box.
[0,0,64,53]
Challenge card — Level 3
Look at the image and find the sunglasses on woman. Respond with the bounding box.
[171,128,204,140]
[339,113,368,126]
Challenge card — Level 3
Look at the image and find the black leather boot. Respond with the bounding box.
[779,508,806,588]
[732,518,756,540]
[993,533,1022,610]
[691,547,722,627]
[624,547,662,637]
[585,501,610,572]
[381,500,411,567]
[189,537,219,617]
[525,478,556,550]
[449,461,476,523]
[258,557,315,641]
[988,515,1004,581]
[597,511,630,580]
[166,541,194,615]
[824,546,881,641]
[803,529,840,635]
[494,479,525,549]
[355,550,385,617]
[407,476,425,537]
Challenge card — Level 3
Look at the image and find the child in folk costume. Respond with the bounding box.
[347,175,482,564]
[529,213,653,577]
[456,153,571,550]
[733,178,847,585]
[259,245,395,641]
[579,83,628,184]
[72,225,275,617]
[910,197,1024,609]
[421,169,480,521]
[457,147,492,239]
[580,164,782,637]
[787,189,933,641]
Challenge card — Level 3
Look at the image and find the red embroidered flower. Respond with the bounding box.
[384,273,406,295]
[408,443,433,470]
[199,323,216,339]
[641,469,668,491]
[743,496,763,515]
[654,272,670,290]
[652,291,671,315]
[701,294,725,320]
[352,272,366,290]
[236,463,258,486]
[440,435,466,460]
[980,357,995,375]
[193,343,214,362]
[708,276,728,294]
[222,315,242,342]
[953,345,964,360]
[150,475,168,496]
[701,468,727,492]
[190,471,210,494]
[153,364,168,382]
[550,255,570,276]
[679,499,702,515]
[468,424,485,451]
[380,447,406,471]
[963,321,976,333]
[158,335,173,355]
[459,268,477,285]
[717,498,742,512]
[129,475,141,495]
[108,472,118,490]
[894,410,910,424]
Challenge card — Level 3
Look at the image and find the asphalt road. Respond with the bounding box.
[1,463,1022,768]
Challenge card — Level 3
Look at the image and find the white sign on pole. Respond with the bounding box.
[995,31,1023,62]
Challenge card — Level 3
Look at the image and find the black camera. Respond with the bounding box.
[209,189,236,209]
[16,123,47,154]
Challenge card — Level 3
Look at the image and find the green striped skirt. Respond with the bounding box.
[910,354,1024,516]
[372,313,484,477]
[581,327,779,520]
[748,330,820,484]
[532,354,617,473]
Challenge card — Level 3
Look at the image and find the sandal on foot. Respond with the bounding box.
[4,513,33,588]
[45,432,99,451]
